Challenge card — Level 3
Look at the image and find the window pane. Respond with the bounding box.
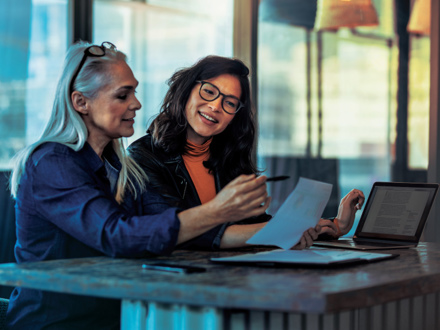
[408,36,430,170]
[257,24,309,157]
[257,1,396,235]
[0,0,67,168]
[93,0,234,145]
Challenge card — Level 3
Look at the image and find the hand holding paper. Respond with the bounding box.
[246,177,332,250]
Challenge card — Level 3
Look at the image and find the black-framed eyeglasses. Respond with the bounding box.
[196,80,244,115]
[69,41,117,94]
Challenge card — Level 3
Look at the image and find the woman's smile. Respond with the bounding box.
[122,116,135,123]
[198,110,218,124]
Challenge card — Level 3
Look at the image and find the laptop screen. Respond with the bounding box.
[355,182,439,242]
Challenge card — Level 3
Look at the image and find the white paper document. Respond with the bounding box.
[246,177,333,250]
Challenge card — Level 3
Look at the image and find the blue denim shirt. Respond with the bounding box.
[6,142,183,329]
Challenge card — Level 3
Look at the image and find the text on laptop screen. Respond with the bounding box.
[361,186,433,236]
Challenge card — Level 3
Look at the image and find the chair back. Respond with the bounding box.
[0,171,16,299]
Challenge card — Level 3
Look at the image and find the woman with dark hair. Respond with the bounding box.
[128,55,365,249]
[149,56,256,183]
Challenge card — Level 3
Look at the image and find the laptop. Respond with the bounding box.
[314,182,439,250]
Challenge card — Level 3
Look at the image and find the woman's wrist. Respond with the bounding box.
[332,218,343,236]
[220,222,266,249]
[326,217,343,237]
[177,203,225,244]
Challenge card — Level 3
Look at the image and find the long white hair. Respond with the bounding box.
[10,41,146,203]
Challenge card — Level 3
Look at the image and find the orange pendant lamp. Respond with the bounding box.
[314,0,379,30]
[407,0,431,35]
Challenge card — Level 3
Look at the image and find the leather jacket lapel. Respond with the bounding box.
[164,154,222,208]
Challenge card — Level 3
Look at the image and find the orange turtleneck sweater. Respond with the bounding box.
[182,139,216,204]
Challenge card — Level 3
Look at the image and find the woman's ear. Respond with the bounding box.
[71,91,88,115]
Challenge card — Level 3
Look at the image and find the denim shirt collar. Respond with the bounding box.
[78,142,122,174]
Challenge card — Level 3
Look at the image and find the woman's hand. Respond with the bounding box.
[336,189,365,236]
[291,224,321,250]
[176,174,270,245]
[317,189,365,238]
[207,174,271,223]
[317,218,339,238]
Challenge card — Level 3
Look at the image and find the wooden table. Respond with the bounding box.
[1,243,440,330]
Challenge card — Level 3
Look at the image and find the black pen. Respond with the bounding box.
[266,175,290,182]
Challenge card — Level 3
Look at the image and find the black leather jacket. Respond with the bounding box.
[128,134,222,209]
[127,134,271,249]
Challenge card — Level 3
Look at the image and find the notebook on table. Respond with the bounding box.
[210,248,398,267]
[314,182,439,250]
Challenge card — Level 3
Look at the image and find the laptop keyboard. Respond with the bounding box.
[354,241,408,247]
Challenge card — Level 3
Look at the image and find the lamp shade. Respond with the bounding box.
[314,0,379,30]
[260,0,379,30]
[407,0,430,35]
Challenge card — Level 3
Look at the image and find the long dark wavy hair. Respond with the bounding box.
[148,55,258,182]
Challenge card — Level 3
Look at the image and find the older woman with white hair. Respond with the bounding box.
[6,41,272,329]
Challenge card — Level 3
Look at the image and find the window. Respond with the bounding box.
[256,0,423,236]
[0,0,67,168]
[93,0,234,145]
[408,35,430,170]
[0,1,432,240]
